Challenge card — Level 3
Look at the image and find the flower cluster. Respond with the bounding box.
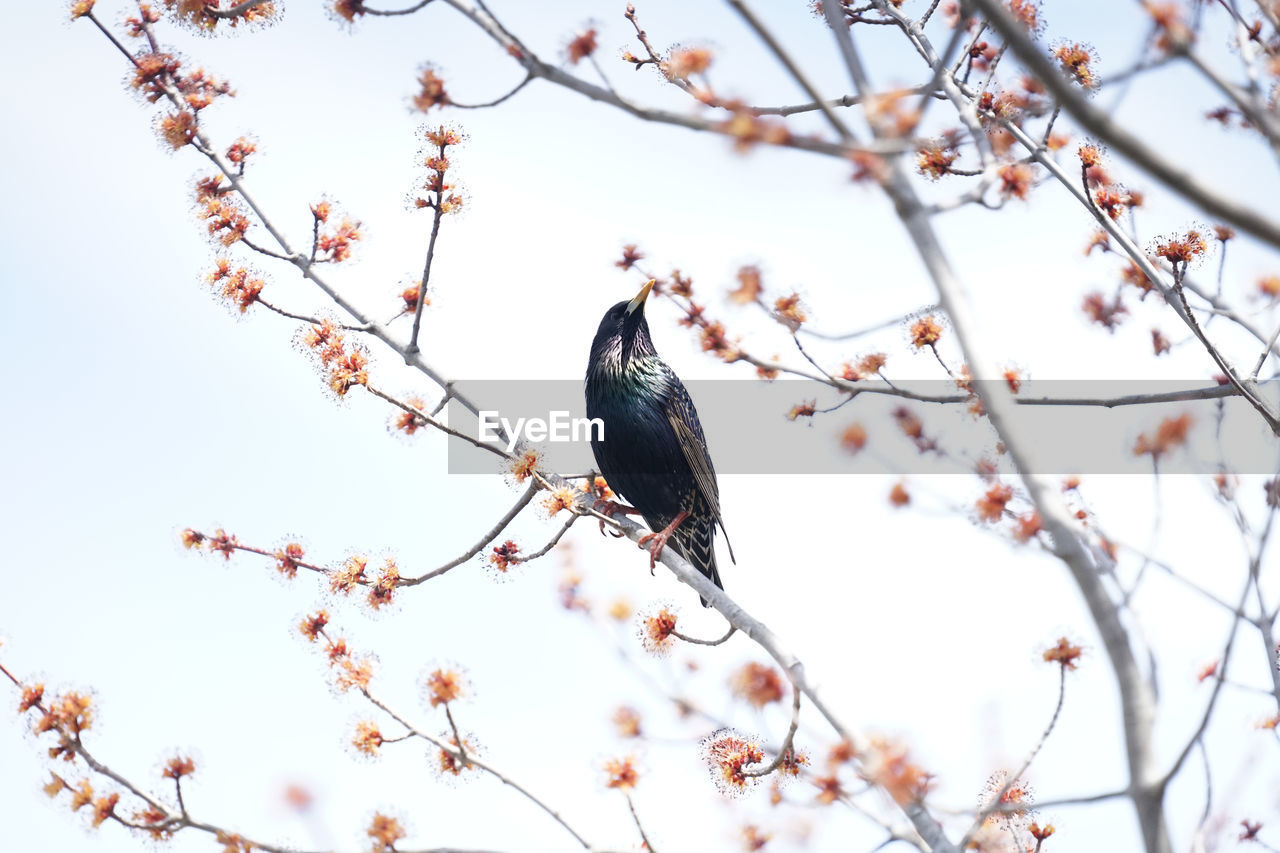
[329,555,368,595]
[841,423,868,454]
[205,528,239,560]
[729,265,763,304]
[1053,42,1099,89]
[313,205,363,263]
[841,352,888,381]
[413,67,450,112]
[508,449,542,483]
[162,755,196,780]
[159,110,197,149]
[424,667,466,707]
[679,301,739,363]
[436,733,477,776]
[916,137,960,180]
[352,720,384,756]
[566,28,598,64]
[300,610,330,642]
[616,244,645,271]
[1013,510,1043,543]
[398,282,429,316]
[131,52,182,103]
[604,756,639,790]
[225,136,256,168]
[1042,636,1083,670]
[490,540,521,571]
[163,0,277,30]
[196,179,251,245]
[641,606,678,654]
[330,0,367,23]
[860,737,932,805]
[367,559,400,610]
[729,662,786,707]
[865,88,922,137]
[207,260,264,312]
[786,400,817,422]
[367,812,406,853]
[773,293,807,329]
[302,319,370,397]
[414,126,465,214]
[893,407,938,454]
[580,475,614,501]
[665,46,714,79]
[1154,228,1209,267]
[540,486,576,516]
[1133,413,1192,460]
[720,102,792,153]
[612,706,643,738]
[998,163,1036,200]
[741,825,771,850]
[703,731,765,793]
[909,315,943,349]
[1082,291,1127,330]
[43,773,119,828]
[976,483,1014,523]
[1144,1,1193,51]
[333,647,375,693]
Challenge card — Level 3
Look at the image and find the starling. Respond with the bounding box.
[585,279,734,605]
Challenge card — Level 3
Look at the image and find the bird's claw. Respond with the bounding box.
[593,498,636,538]
[636,531,666,575]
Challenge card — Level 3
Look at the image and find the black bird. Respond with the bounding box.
[585,279,734,605]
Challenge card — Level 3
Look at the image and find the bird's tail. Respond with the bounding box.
[672,520,722,608]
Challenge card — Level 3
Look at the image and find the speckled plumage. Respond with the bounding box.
[585,285,732,605]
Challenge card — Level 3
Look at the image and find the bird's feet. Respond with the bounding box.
[636,510,690,575]
[593,498,641,537]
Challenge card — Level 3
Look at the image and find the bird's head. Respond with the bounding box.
[590,279,657,372]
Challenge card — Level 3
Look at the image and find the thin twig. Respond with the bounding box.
[742,685,803,777]
[401,479,540,585]
[969,0,1280,248]
[671,625,737,646]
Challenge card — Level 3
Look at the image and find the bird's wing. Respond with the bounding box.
[664,378,736,563]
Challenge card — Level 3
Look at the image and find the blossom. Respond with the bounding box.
[860,737,932,805]
[641,607,678,653]
[604,756,639,790]
[729,266,763,304]
[730,662,786,707]
[566,28,598,64]
[352,720,384,755]
[425,667,466,706]
[367,813,406,853]
[703,731,765,792]
[612,706,642,738]
[909,315,943,348]
[413,68,449,111]
[1043,636,1083,669]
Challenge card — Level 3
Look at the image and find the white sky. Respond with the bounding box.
[2,1,1279,852]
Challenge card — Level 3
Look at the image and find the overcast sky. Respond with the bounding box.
[3,2,1279,852]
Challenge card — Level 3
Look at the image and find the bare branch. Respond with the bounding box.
[401,479,540,585]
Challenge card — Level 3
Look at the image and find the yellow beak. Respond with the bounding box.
[625,279,655,315]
